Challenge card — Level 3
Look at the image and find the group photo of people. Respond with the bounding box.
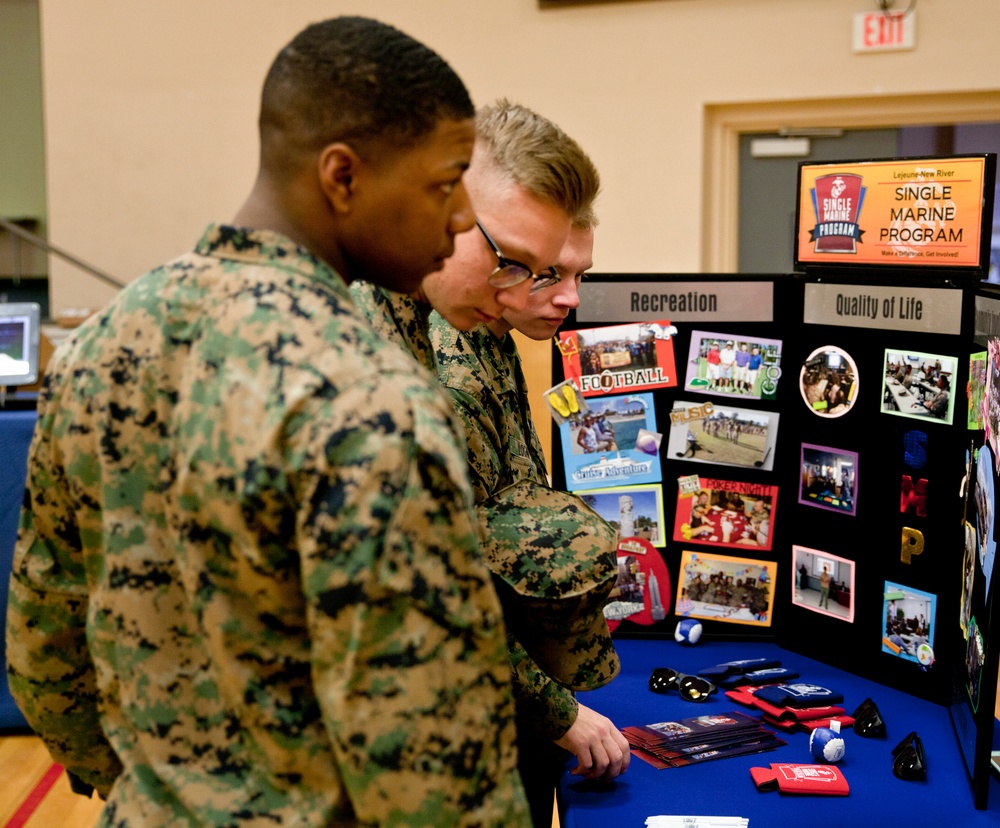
[675,551,774,627]
[578,330,658,376]
[683,329,782,402]
[881,582,936,666]
[675,481,776,551]
[881,349,957,424]
[560,392,663,492]
[564,394,651,458]
[799,345,857,417]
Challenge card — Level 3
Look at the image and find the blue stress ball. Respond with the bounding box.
[809,721,846,764]
[674,618,703,646]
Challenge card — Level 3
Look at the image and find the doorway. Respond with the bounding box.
[703,91,1000,274]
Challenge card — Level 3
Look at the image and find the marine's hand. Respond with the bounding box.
[555,703,631,780]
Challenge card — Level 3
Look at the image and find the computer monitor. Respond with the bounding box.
[0,302,41,386]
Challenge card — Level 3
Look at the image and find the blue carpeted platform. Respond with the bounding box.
[559,636,1000,828]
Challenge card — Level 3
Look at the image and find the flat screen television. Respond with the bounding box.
[0,302,41,386]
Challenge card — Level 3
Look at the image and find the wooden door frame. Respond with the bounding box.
[702,91,1000,272]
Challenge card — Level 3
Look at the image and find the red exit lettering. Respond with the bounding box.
[864,12,904,47]
[853,11,914,53]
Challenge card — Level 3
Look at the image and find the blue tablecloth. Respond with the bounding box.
[0,409,36,730]
[559,637,1000,828]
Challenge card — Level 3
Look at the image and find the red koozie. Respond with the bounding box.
[751,763,850,795]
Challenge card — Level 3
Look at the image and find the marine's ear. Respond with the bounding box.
[317,143,359,212]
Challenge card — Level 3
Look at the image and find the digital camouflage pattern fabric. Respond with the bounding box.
[349,282,437,375]
[355,293,579,739]
[480,481,620,692]
[6,225,528,827]
[429,320,549,503]
[430,317,603,738]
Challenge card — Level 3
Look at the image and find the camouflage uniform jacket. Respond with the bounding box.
[348,282,436,375]
[430,317,578,741]
[6,225,529,827]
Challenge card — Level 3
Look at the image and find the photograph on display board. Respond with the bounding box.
[799,345,858,418]
[969,351,987,430]
[965,615,986,713]
[799,443,858,516]
[974,445,996,598]
[962,519,976,638]
[673,477,777,551]
[603,537,672,631]
[985,339,1000,471]
[792,546,855,623]
[580,483,666,548]
[674,550,775,627]
[961,443,982,638]
[682,330,782,402]
[881,581,937,667]
[881,349,957,425]
[557,320,678,397]
[559,392,662,492]
[666,400,778,472]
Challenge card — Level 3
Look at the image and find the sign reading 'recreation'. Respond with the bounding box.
[794,155,994,273]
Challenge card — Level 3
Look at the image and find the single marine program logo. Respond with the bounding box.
[809,173,866,253]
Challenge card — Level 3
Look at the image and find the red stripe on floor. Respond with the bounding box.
[3,762,64,828]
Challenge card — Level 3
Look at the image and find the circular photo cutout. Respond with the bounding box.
[800,345,858,418]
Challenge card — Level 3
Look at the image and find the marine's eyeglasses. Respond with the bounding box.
[891,731,926,781]
[476,220,560,291]
[648,667,717,702]
[850,697,887,738]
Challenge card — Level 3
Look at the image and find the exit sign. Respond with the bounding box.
[852,11,916,52]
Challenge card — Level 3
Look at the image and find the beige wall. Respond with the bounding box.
[37,0,1000,314]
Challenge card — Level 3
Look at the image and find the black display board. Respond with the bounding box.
[547,153,999,808]
[550,273,791,647]
[550,270,999,808]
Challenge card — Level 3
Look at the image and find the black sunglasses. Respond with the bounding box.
[648,667,717,702]
[850,697,887,738]
[476,220,560,291]
[891,731,926,781]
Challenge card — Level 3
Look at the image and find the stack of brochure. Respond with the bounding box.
[623,710,785,769]
[646,817,748,827]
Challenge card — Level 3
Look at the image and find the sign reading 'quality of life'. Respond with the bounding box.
[794,155,993,271]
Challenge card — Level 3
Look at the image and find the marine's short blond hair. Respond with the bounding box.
[475,99,600,230]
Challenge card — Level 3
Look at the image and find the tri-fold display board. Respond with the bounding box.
[549,154,999,808]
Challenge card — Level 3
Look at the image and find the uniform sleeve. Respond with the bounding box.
[294,377,529,827]
[508,637,578,741]
[6,403,123,797]
[440,384,507,504]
